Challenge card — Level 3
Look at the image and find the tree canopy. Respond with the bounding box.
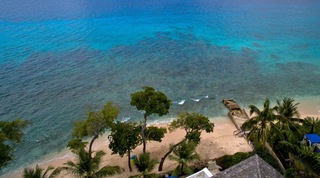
[63,148,121,178]
[69,102,119,154]
[302,116,320,134]
[242,98,285,173]
[108,121,141,172]
[169,112,214,144]
[130,86,171,117]
[242,98,277,143]
[0,119,29,170]
[169,141,199,176]
[145,126,167,142]
[23,165,61,178]
[130,86,171,153]
[158,112,214,171]
[130,152,158,178]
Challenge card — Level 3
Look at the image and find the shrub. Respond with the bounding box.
[253,144,282,173]
[216,152,251,170]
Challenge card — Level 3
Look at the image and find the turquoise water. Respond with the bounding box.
[1,0,320,173]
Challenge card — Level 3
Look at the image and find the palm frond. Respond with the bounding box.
[182,163,194,175]
[23,165,61,178]
[169,141,199,176]
[172,165,182,176]
[248,105,261,116]
[95,165,121,177]
[133,152,158,174]
[23,167,38,178]
[62,148,119,177]
[42,166,54,178]
[48,167,62,178]
[63,161,82,176]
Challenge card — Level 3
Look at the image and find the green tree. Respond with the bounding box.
[270,97,302,164]
[241,98,285,173]
[130,86,171,153]
[145,126,167,142]
[242,99,277,143]
[63,148,121,178]
[130,152,158,178]
[158,112,214,171]
[276,97,300,121]
[216,152,251,170]
[108,122,141,172]
[0,119,29,170]
[69,102,119,155]
[275,97,301,130]
[23,165,61,178]
[302,116,320,134]
[169,141,199,176]
[285,145,320,177]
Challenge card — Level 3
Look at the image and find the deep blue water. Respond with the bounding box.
[1,0,320,173]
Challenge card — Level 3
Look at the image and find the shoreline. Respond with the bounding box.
[3,116,252,178]
[2,96,320,178]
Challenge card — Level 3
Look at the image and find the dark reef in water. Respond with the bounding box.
[0,29,320,173]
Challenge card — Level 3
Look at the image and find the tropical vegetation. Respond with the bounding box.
[169,141,199,176]
[23,165,61,178]
[68,102,119,155]
[242,97,320,177]
[108,121,141,172]
[3,89,320,178]
[62,147,121,178]
[130,152,158,178]
[130,86,171,153]
[158,112,214,171]
[0,119,29,170]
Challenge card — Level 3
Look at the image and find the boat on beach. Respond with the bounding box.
[222,99,250,137]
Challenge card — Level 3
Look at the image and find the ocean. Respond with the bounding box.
[0,0,320,173]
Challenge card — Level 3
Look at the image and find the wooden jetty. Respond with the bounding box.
[222,99,250,137]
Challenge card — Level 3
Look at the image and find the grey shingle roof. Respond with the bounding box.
[211,154,284,178]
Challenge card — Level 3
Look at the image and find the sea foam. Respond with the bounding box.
[173,100,185,105]
[121,117,131,123]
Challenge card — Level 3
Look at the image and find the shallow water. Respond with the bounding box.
[0,0,320,173]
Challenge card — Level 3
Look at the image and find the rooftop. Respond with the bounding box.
[211,154,283,178]
[305,134,320,144]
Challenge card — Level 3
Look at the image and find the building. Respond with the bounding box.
[304,134,320,147]
[186,168,213,178]
[211,154,283,178]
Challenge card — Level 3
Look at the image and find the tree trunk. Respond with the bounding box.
[128,150,132,172]
[142,114,147,153]
[181,163,184,174]
[158,139,185,171]
[265,141,286,174]
[89,135,98,157]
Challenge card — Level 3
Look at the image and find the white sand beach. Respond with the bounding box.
[3,117,252,178]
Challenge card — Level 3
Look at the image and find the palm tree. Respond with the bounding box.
[302,117,320,133]
[275,97,301,130]
[130,152,158,178]
[271,97,302,162]
[241,98,286,173]
[23,165,61,178]
[276,97,300,121]
[242,98,277,143]
[63,148,121,178]
[288,145,320,177]
[279,130,320,177]
[169,141,199,176]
